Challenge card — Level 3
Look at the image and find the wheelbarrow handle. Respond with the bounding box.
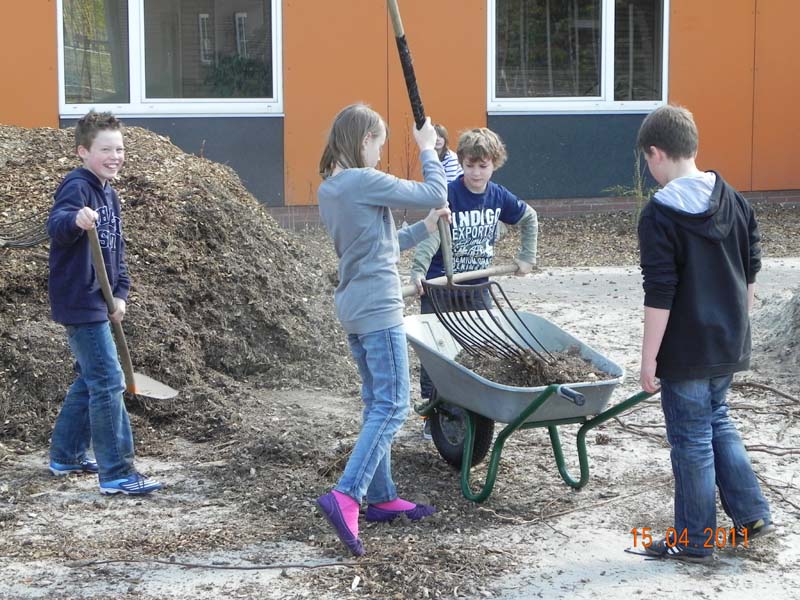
[557,385,586,406]
[87,227,138,394]
[401,263,520,298]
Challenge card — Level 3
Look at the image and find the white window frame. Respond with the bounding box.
[488,0,669,114]
[235,12,248,58]
[199,13,212,65]
[57,0,283,118]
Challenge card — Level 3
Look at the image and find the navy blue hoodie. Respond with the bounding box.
[47,168,130,325]
[638,172,761,380]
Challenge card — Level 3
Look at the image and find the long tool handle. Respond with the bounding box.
[87,227,137,394]
[387,0,455,284]
[401,263,520,298]
[437,218,454,285]
[387,0,425,129]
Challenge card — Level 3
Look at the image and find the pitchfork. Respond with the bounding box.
[0,211,49,249]
[388,0,553,365]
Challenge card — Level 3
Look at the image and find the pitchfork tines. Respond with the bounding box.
[422,278,555,364]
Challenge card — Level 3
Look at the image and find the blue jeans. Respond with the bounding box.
[336,325,410,504]
[660,375,771,555]
[50,322,135,482]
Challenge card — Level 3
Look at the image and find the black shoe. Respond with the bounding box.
[644,538,713,564]
[734,519,776,545]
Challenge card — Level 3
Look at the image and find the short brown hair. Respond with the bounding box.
[319,104,386,179]
[75,110,123,151]
[456,128,507,169]
[636,105,699,159]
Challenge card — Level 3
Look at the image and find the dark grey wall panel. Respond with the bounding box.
[488,114,652,199]
[61,116,284,207]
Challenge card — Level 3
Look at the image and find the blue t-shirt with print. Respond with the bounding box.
[426,176,527,284]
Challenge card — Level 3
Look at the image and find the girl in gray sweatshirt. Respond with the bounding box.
[315,103,448,556]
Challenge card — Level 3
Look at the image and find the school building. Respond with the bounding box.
[2,1,798,225]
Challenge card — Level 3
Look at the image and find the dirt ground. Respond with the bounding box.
[1,125,799,599]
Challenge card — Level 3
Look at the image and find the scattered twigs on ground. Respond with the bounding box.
[732,381,799,404]
[756,474,800,512]
[476,478,672,525]
[68,558,398,571]
[611,417,668,446]
[745,445,800,457]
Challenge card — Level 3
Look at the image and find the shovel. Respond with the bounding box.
[87,227,178,400]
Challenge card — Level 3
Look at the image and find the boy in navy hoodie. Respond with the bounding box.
[47,110,161,496]
[637,105,772,562]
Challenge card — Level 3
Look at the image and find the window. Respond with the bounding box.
[199,13,212,65]
[58,0,282,116]
[61,0,130,104]
[489,0,667,112]
[235,12,247,58]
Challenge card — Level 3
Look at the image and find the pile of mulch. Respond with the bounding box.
[755,287,800,367]
[0,124,355,444]
[457,347,610,387]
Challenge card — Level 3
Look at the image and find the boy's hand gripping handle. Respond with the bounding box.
[87,227,138,394]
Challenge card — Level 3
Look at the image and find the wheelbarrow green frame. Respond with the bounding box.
[417,386,654,503]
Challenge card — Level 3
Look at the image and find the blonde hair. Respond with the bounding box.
[319,104,386,179]
[456,128,507,169]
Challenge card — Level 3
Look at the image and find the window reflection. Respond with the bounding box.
[63,0,130,104]
[144,0,273,99]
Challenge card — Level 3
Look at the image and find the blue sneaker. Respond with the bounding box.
[99,473,163,496]
[49,457,99,476]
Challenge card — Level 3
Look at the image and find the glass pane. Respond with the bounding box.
[614,0,663,100]
[63,0,130,103]
[496,0,602,98]
[144,0,273,99]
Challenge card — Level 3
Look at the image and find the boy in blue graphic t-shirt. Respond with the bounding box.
[410,128,538,438]
[47,110,162,496]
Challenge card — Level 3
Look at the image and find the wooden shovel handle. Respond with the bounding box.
[401,263,520,298]
[87,227,137,394]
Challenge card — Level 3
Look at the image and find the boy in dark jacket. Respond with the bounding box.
[47,110,161,496]
[637,105,772,562]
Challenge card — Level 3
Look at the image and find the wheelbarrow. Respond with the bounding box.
[405,311,653,503]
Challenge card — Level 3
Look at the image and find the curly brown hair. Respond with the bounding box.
[456,128,508,169]
[75,110,123,151]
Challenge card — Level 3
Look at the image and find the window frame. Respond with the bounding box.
[487,0,669,114]
[57,0,283,118]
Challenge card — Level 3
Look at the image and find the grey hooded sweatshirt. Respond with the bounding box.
[319,149,447,334]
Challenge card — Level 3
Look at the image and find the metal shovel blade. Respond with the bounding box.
[127,372,179,400]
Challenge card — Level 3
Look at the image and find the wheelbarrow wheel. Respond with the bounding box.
[429,391,494,469]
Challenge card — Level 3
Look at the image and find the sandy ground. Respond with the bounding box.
[1,258,798,600]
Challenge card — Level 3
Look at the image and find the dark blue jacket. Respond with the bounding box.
[426,177,527,284]
[638,172,761,380]
[47,168,130,325]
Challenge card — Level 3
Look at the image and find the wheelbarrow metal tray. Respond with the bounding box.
[405,312,625,423]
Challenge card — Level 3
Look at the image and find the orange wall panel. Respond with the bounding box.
[283,1,486,205]
[751,0,800,190]
[0,0,58,127]
[282,0,389,206]
[668,0,755,190]
[385,0,486,181]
